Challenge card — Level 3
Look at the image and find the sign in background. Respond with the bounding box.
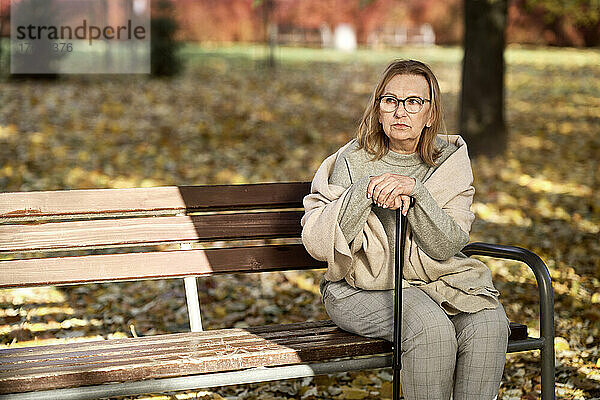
[11,0,150,74]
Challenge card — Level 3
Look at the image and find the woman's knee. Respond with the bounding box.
[407,311,457,353]
[402,288,458,353]
[452,303,510,347]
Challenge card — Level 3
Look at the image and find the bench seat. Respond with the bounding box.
[0,320,528,395]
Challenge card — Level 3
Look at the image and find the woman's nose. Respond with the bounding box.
[394,104,408,118]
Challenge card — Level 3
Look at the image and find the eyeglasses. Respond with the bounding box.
[378,95,431,114]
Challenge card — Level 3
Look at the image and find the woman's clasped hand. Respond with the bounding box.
[367,173,415,215]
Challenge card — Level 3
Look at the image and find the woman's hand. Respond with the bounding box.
[367,173,416,215]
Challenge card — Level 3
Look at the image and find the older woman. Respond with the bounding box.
[301,60,510,400]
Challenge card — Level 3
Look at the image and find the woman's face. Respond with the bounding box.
[378,74,432,154]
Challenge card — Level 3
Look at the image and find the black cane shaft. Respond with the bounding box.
[393,209,402,369]
[393,208,401,400]
[393,198,414,400]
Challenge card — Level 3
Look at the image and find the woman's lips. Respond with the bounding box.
[392,123,410,129]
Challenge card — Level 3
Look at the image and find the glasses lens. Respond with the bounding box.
[405,97,424,113]
[380,96,398,113]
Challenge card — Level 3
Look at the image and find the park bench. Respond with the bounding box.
[0,182,555,399]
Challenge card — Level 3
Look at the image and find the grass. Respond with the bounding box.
[180,41,600,66]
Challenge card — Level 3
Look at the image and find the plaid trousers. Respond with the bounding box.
[320,278,510,400]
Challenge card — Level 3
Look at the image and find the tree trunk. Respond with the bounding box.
[460,0,508,157]
[0,28,2,77]
[580,23,600,47]
[262,0,276,69]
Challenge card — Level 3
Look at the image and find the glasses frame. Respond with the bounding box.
[378,95,431,114]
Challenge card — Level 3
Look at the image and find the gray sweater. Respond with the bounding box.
[329,137,469,263]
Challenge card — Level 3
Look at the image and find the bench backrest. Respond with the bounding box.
[0,183,325,288]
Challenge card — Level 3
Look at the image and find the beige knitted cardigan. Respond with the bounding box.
[301,134,500,315]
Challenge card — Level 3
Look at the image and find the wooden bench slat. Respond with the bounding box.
[2,334,386,374]
[0,211,304,252]
[1,332,377,375]
[0,322,340,363]
[0,321,336,357]
[0,323,389,394]
[0,183,310,218]
[0,342,388,395]
[508,322,527,341]
[0,244,326,288]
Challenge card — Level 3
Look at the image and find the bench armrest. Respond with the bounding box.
[462,242,555,346]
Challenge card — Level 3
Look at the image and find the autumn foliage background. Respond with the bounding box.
[0,1,599,399]
[169,0,600,47]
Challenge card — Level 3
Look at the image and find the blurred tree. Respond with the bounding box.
[172,0,464,45]
[0,0,10,76]
[252,0,277,69]
[522,0,600,46]
[0,20,3,77]
[10,0,62,80]
[151,0,181,76]
[460,0,508,157]
[263,0,276,68]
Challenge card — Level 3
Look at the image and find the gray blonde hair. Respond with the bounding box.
[356,59,447,166]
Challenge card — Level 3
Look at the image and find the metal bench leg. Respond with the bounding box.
[539,267,555,400]
[541,341,555,400]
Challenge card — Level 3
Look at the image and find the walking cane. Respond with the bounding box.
[393,197,414,400]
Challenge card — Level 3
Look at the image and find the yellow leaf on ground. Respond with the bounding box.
[108,332,128,339]
[555,337,570,352]
[213,306,227,318]
[380,381,394,399]
[341,387,369,399]
[351,374,371,386]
